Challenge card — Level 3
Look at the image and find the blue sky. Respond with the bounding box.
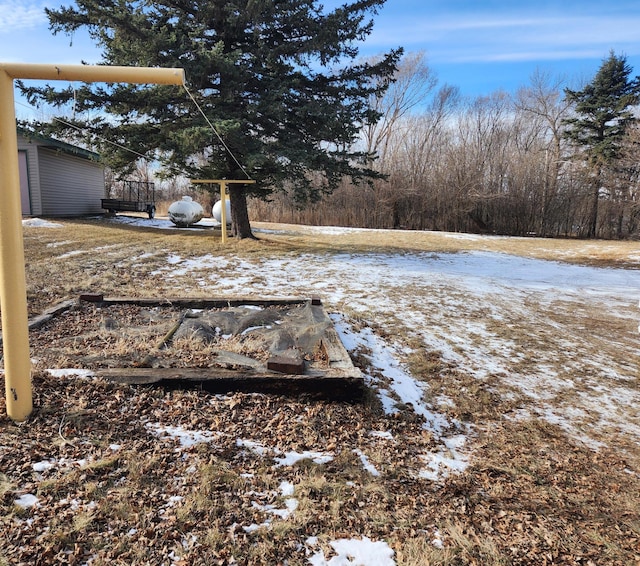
[3,0,640,118]
[367,0,640,96]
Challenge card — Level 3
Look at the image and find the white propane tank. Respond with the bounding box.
[212,199,232,225]
[168,196,204,227]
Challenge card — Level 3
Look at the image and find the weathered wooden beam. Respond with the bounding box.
[88,296,311,309]
[96,366,360,382]
[0,299,77,345]
[95,366,364,400]
[266,350,305,374]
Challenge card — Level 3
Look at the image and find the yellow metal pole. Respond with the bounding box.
[219,182,228,244]
[0,63,184,421]
[0,63,184,85]
[190,180,255,245]
[0,70,32,421]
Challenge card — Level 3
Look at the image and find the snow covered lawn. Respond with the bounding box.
[139,221,640,451]
[1,217,638,565]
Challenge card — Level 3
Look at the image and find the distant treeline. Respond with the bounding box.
[250,168,639,239]
[251,53,640,240]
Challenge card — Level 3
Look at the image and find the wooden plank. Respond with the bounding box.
[266,352,305,374]
[93,296,311,309]
[320,327,359,371]
[1,298,76,345]
[97,366,360,382]
[28,299,77,331]
[95,366,364,399]
[305,304,362,369]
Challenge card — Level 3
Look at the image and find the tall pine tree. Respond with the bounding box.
[563,51,640,238]
[21,0,401,238]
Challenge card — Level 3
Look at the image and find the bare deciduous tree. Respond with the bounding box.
[363,51,438,167]
[516,69,572,234]
[251,60,640,240]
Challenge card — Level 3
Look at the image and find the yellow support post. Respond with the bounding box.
[0,70,31,422]
[220,182,228,244]
[191,179,256,244]
[0,63,184,421]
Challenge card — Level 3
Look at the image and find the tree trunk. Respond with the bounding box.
[229,185,255,239]
[587,168,601,239]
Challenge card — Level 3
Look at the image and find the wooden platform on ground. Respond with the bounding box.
[30,295,364,400]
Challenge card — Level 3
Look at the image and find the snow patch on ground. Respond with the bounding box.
[46,240,75,248]
[242,480,300,533]
[306,536,395,566]
[237,438,336,468]
[274,450,335,467]
[103,215,220,231]
[419,435,470,481]
[332,314,471,480]
[353,449,380,477]
[46,368,95,379]
[14,494,39,509]
[146,423,219,450]
[22,218,63,228]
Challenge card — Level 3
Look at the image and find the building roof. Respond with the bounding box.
[17,126,101,162]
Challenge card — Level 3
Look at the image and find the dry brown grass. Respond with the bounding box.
[252,221,640,268]
[1,216,639,564]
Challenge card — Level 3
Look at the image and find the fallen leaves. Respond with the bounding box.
[1,367,639,565]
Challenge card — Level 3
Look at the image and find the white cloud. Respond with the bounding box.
[0,2,48,32]
[461,49,604,64]
[369,12,640,63]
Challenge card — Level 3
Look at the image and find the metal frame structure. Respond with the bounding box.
[102,180,157,218]
[0,63,184,421]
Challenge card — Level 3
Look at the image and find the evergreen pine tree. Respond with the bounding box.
[20,0,401,238]
[563,51,640,238]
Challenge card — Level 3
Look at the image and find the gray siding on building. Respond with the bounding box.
[16,131,105,217]
[38,148,104,216]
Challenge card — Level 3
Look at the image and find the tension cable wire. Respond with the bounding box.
[182,81,252,180]
[15,100,151,160]
[54,115,150,160]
